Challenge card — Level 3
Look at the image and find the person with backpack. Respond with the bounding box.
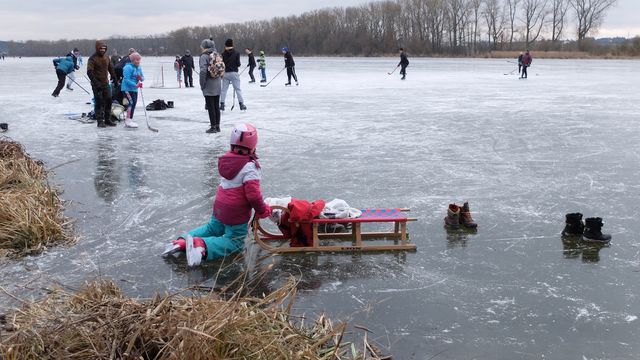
[181,49,195,87]
[258,50,267,83]
[163,123,272,265]
[245,48,256,83]
[51,55,75,97]
[174,55,182,87]
[65,48,81,91]
[120,52,144,128]
[87,40,118,128]
[221,39,246,111]
[282,47,298,86]
[199,38,224,133]
[397,48,409,80]
[521,50,533,79]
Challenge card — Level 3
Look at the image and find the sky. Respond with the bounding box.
[0,0,638,42]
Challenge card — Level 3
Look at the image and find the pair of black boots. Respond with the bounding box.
[562,213,611,242]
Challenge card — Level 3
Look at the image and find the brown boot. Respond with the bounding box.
[460,202,477,228]
[444,204,461,229]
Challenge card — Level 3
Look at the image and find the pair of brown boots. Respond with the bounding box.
[444,202,477,229]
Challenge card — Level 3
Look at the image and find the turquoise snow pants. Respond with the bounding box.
[187,215,248,261]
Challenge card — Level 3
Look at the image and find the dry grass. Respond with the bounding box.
[0,278,390,359]
[0,138,73,258]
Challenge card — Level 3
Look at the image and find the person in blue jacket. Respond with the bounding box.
[120,52,144,128]
[51,56,75,97]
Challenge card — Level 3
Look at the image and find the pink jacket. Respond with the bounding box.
[213,151,270,225]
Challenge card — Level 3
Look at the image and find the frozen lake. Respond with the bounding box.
[1,56,640,359]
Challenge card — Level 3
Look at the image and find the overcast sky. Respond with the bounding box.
[0,0,638,41]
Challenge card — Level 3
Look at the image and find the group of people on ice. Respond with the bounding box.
[517,50,533,78]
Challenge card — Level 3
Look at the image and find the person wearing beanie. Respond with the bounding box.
[199,38,223,133]
[87,40,117,128]
[282,47,298,86]
[258,50,267,82]
[244,48,256,83]
[120,52,144,128]
[397,47,409,80]
[64,48,81,91]
[220,38,246,111]
[181,49,195,87]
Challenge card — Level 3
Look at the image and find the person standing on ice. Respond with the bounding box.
[64,48,81,91]
[521,50,532,79]
[120,52,144,128]
[199,38,223,134]
[164,124,272,265]
[87,40,117,128]
[517,52,524,75]
[397,48,409,80]
[174,55,182,87]
[220,39,246,111]
[282,47,298,86]
[245,48,256,83]
[51,55,75,97]
[181,49,195,88]
[258,50,267,83]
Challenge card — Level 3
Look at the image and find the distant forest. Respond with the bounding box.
[3,0,639,57]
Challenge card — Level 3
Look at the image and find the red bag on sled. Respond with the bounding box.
[278,198,325,247]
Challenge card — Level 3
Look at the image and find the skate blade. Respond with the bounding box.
[162,243,182,256]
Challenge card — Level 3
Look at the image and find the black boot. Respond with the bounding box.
[97,119,106,128]
[220,102,225,111]
[583,217,611,242]
[562,213,584,236]
[105,118,117,127]
[239,102,247,111]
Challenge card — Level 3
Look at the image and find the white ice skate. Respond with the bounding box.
[186,235,204,267]
[124,120,139,128]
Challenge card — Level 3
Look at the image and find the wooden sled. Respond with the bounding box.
[253,206,417,253]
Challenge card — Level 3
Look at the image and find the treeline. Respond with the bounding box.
[4,0,639,57]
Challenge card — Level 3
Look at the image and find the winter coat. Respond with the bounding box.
[199,49,221,96]
[180,54,195,70]
[66,51,80,70]
[517,54,524,65]
[222,48,241,73]
[258,54,266,69]
[522,54,532,66]
[399,52,409,67]
[213,151,270,226]
[86,40,116,86]
[284,52,295,68]
[247,52,256,68]
[121,62,144,92]
[53,56,75,74]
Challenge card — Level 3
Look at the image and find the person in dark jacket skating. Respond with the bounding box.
[51,56,75,97]
[87,40,118,128]
[282,47,298,86]
[245,48,256,83]
[517,52,524,75]
[397,48,409,80]
[64,48,81,91]
[521,50,532,79]
[181,49,195,87]
[221,39,246,111]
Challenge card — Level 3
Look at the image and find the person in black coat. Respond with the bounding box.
[397,48,409,80]
[181,50,195,87]
[282,47,298,86]
[245,48,256,83]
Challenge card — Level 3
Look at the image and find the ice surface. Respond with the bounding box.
[1,56,640,359]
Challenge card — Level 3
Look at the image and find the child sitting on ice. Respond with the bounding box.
[164,123,271,265]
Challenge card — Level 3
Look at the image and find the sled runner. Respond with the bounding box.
[253,206,417,253]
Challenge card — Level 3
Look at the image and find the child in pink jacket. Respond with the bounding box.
[165,123,271,265]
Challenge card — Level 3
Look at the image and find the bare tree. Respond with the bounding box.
[506,0,520,48]
[550,0,569,41]
[469,0,484,53]
[483,0,506,49]
[569,0,618,47]
[521,0,549,47]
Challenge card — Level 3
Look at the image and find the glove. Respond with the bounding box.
[75,65,80,70]
[168,236,206,253]
[256,204,272,219]
[136,75,142,81]
[136,82,143,88]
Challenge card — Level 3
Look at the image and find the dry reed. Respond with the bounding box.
[0,138,73,258]
[0,279,389,359]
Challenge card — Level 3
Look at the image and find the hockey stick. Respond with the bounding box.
[387,66,399,75]
[239,65,249,75]
[504,68,518,75]
[230,87,236,111]
[138,89,159,132]
[65,74,91,94]
[260,67,285,87]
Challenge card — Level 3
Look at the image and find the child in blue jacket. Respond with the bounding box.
[51,56,75,97]
[120,52,144,128]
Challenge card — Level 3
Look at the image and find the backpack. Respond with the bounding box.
[208,52,225,79]
[146,99,169,111]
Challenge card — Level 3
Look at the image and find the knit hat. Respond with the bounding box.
[225,39,233,47]
[73,47,79,53]
[129,52,142,62]
[201,39,216,50]
[281,47,288,52]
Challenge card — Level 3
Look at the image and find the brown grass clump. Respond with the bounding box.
[0,279,389,359]
[0,138,73,258]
